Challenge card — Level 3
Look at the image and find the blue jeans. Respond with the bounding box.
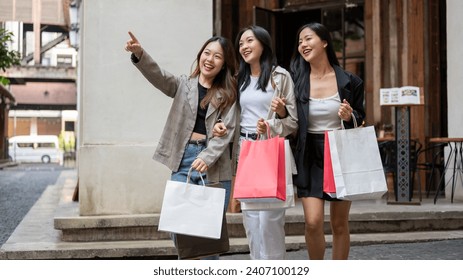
[170,143,231,260]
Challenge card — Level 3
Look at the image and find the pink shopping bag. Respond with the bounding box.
[233,132,286,203]
[323,131,337,198]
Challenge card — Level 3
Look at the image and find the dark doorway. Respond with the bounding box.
[254,4,364,79]
[254,7,321,70]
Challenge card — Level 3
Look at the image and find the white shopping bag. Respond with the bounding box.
[328,125,387,200]
[241,140,297,211]
[158,170,225,239]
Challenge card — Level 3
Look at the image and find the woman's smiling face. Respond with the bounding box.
[238,29,264,66]
[298,27,327,63]
[199,41,225,82]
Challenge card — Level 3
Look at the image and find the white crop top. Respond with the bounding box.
[307,93,342,133]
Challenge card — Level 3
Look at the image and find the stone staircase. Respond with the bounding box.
[55,204,463,242]
[53,183,463,259]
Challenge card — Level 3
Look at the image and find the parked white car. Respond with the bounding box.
[8,135,63,165]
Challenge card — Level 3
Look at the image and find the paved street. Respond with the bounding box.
[0,163,70,246]
[1,163,463,260]
[221,239,463,260]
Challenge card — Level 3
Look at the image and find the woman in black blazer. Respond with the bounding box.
[289,22,365,260]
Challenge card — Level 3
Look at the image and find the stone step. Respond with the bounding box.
[54,200,463,242]
[53,177,463,242]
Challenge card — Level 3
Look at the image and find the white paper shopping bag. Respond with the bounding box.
[158,172,226,239]
[328,125,388,200]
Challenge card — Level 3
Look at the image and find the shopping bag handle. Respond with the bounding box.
[186,167,206,187]
[257,121,271,140]
[340,112,358,130]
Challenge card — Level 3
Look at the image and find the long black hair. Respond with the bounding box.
[289,22,339,101]
[235,25,277,93]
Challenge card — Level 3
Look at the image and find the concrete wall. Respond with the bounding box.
[447,1,463,138]
[445,0,463,201]
[78,0,212,215]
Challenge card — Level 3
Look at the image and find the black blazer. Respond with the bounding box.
[292,65,365,188]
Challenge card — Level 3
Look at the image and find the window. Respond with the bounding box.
[322,5,365,76]
[57,54,73,66]
[37,142,56,148]
[17,143,34,148]
[65,121,75,132]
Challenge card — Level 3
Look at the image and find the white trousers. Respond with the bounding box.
[242,208,286,260]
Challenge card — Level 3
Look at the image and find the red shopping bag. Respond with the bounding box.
[323,131,337,198]
[233,132,286,202]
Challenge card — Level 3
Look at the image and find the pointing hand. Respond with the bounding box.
[125,31,143,59]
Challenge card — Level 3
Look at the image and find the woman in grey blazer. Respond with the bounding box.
[125,32,238,259]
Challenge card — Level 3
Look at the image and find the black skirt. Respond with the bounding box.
[296,133,341,201]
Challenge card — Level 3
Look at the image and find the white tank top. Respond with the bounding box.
[307,93,341,133]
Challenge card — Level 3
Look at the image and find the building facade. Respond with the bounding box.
[0,0,78,160]
[2,1,462,216]
[214,0,462,200]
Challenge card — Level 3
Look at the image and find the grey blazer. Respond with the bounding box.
[132,51,237,182]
